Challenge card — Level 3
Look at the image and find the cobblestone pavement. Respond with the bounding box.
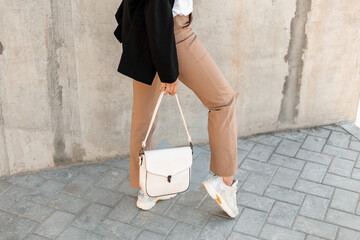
[1,121,360,239]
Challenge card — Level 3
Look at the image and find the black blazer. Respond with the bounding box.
[114,0,182,85]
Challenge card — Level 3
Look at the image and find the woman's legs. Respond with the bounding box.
[129,73,161,188]
[129,13,238,189]
[174,13,238,179]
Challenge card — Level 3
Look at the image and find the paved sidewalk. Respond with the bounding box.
[1,121,360,239]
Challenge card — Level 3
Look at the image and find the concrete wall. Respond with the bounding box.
[0,0,359,176]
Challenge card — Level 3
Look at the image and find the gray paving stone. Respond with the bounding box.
[331,188,359,213]
[0,185,30,209]
[247,143,275,161]
[352,168,360,180]
[294,179,334,198]
[267,201,298,228]
[0,209,17,231]
[176,188,207,208]
[4,123,360,240]
[25,233,51,240]
[166,203,208,227]
[57,225,105,240]
[301,135,326,152]
[273,129,307,143]
[167,222,201,240]
[233,208,267,236]
[47,192,88,214]
[0,217,39,240]
[264,185,305,205]
[322,124,348,133]
[259,223,305,240]
[240,158,277,175]
[327,131,351,148]
[63,173,98,197]
[227,232,259,240]
[299,127,331,138]
[271,167,300,188]
[198,214,236,240]
[94,168,128,190]
[306,236,323,240]
[352,135,360,142]
[199,143,211,152]
[0,180,11,193]
[328,157,355,177]
[73,202,112,231]
[191,152,211,186]
[326,208,360,231]
[26,179,66,204]
[10,198,55,222]
[81,186,123,207]
[299,195,330,220]
[103,157,130,171]
[33,210,75,239]
[296,149,332,165]
[77,163,111,178]
[268,154,305,170]
[246,134,282,147]
[349,140,360,151]
[337,227,360,240]
[300,162,327,182]
[5,173,46,188]
[233,168,249,184]
[275,139,302,157]
[323,144,358,161]
[108,196,139,222]
[323,173,360,192]
[39,167,80,183]
[132,211,176,235]
[237,149,250,166]
[241,173,271,195]
[237,190,275,212]
[116,179,138,197]
[192,145,210,159]
[95,218,142,239]
[137,230,165,240]
[293,216,338,239]
[341,122,360,141]
[237,138,256,151]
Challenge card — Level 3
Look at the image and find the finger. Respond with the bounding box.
[169,84,175,95]
[159,83,164,92]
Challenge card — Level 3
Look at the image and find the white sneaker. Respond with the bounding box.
[136,189,177,210]
[201,175,239,218]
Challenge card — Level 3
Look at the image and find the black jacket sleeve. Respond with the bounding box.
[144,0,179,83]
[114,1,124,43]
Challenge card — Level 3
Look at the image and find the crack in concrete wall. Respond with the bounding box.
[46,0,71,166]
[0,42,3,55]
[278,0,311,124]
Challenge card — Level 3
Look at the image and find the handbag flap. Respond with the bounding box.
[144,146,192,176]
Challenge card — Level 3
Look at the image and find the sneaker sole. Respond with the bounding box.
[136,194,177,210]
[201,181,238,218]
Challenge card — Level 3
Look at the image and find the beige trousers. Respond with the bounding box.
[129,12,238,188]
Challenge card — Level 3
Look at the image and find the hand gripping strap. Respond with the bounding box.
[141,88,192,149]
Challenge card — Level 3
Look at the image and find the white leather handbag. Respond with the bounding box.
[138,87,193,198]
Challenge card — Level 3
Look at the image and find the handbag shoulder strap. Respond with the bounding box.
[141,88,192,149]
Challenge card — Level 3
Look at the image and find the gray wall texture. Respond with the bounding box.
[0,0,360,176]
